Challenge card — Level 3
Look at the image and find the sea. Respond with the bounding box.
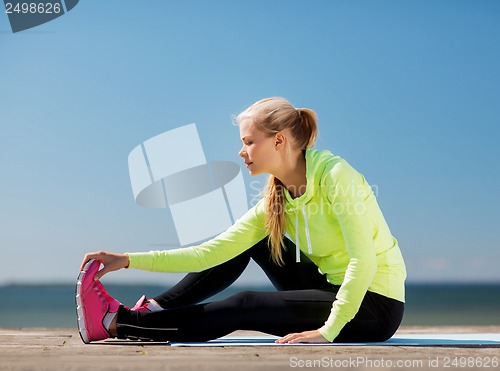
[1,283,499,328]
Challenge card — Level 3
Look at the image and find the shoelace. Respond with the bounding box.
[93,281,118,307]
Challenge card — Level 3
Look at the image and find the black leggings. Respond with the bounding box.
[116,237,404,342]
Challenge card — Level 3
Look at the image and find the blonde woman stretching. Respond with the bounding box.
[77,97,406,344]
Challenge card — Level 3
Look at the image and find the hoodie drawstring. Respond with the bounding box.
[295,212,300,262]
[294,204,313,262]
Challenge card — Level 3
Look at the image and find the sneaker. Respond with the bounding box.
[76,259,122,344]
[131,295,163,312]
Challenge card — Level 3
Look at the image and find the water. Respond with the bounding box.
[1,283,499,328]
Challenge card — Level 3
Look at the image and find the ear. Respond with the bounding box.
[274,132,286,148]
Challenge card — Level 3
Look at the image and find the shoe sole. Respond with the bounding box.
[75,259,96,344]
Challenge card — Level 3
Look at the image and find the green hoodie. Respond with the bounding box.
[127,148,406,341]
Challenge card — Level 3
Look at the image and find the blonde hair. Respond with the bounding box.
[237,97,318,265]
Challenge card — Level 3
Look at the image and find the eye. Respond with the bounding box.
[245,141,253,146]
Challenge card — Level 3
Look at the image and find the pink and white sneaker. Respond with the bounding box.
[131,295,163,312]
[76,259,122,344]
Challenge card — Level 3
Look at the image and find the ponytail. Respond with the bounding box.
[296,108,318,149]
[265,176,286,265]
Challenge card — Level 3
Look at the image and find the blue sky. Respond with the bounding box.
[0,0,499,285]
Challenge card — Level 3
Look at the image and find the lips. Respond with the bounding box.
[244,161,253,167]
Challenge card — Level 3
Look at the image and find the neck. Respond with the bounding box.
[274,151,307,199]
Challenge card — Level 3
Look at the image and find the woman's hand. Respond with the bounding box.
[80,251,130,281]
[276,330,330,344]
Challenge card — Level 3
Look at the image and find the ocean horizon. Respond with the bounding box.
[1,283,499,328]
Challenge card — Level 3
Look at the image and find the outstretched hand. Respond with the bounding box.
[80,251,130,281]
[276,330,330,344]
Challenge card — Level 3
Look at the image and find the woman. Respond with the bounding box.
[77,97,406,344]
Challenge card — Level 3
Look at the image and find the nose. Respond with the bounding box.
[238,145,246,158]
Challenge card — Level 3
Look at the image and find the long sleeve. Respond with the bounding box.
[127,201,268,273]
[317,162,378,342]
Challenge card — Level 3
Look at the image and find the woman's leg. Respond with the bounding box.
[116,288,404,343]
[117,288,336,341]
[151,237,330,309]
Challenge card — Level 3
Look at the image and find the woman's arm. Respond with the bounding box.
[318,161,378,342]
[127,202,267,273]
[81,201,267,279]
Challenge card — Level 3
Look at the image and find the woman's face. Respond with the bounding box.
[238,118,279,176]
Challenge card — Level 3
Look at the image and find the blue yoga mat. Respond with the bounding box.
[170,333,500,347]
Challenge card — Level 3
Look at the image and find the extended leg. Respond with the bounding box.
[117,288,336,342]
